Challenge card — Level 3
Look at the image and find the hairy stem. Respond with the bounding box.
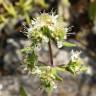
[48,39,54,66]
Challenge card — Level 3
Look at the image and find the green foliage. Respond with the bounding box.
[89,1,96,20]
[16,0,34,24]
[1,0,17,17]
[0,0,49,26]
[32,66,63,91]
[63,41,76,47]
[34,0,49,8]
[22,46,37,70]
[65,50,87,75]
[20,85,27,96]
[65,60,86,75]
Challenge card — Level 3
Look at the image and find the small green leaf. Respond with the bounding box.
[35,0,49,8]
[89,1,96,20]
[56,66,65,72]
[63,41,76,47]
[65,65,75,75]
[55,74,63,81]
[20,85,27,96]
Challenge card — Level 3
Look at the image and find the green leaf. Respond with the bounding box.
[89,1,96,20]
[20,85,27,96]
[65,65,75,75]
[21,47,32,53]
[56,66,65,72]
[65,61,77,75]
[63,41,76,47]
[35,0,49,8]
[2,1,17,17]
[24,12,31,24]
[55,74,63,81]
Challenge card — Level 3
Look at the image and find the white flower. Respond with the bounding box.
[70,50,81,62]
[51,81,57,89]
[57,41,63,48]
[27,13,68,44]
[42,36,49,43]
[32,67,41,75]
[31,13,58,30]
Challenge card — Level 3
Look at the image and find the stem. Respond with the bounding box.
[48,39,54,66]
[38,60,48,66]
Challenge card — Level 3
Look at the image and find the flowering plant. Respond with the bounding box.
[21,13,86,92]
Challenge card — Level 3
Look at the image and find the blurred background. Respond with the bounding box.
[0,0,96,96]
